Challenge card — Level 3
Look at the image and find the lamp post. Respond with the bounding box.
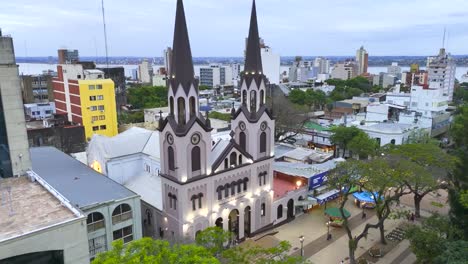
[299,235,305,257]
[326,221,331,240]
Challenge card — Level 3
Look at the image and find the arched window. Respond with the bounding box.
[238,155,243,165]
[260,132,267,153]
[243,177,249,191]
[169,96,174,115]
[277,205,283,219]
[229,152,237,167]
[189,96,196,118]
[231,182,236,195]
[87,212,105,232]
[216,186,224,200]
[191,146,201,172]
[390,139,396,145]
[191,195,198,211]
[224,183,230,198]
[260,90,265,105]
[242,90,247,105]
[177,97,186,124]
[250,90,257,112]
[145,209,152,225]
[240,132,246,151]
[198,193,203,209]
[261,203,266,216]
[237,179,243,193]
[168,193,173,208]
[112,204,132,224]
[168,146,175,171]
[224,158,228,169]
[173,195,177,210]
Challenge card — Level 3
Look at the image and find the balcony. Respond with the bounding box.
[112,211,132,224]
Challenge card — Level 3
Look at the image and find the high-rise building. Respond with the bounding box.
[138,59,152,84]
[199,64,233,88]
[52,64,118,141]
[21,74,54,103]
[314,57,330,74]
[0,32,32,177]
[387,62,402,79]
[57,49,79,64]
[261,47,280,84]
[164,47,173,76]
[355,46,368,75]
[331,61,358,80]
[427,48,456,101]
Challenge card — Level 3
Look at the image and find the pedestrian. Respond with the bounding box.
[410,213,415,222]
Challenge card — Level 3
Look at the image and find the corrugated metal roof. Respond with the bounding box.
[124,172,162,210]
[31,147,137,209]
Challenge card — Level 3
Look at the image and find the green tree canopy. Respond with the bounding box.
[128,85,168,109]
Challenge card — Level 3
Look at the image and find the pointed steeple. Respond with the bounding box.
[244,0,263,74]
[170,0,196,94]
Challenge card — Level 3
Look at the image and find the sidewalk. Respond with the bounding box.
[307,215,403,264]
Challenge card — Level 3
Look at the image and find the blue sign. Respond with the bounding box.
[309,171,328,190]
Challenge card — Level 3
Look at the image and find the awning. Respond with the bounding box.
[295,199,317,207]
[315,189,340,204]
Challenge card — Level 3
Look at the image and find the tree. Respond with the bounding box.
[195,227,231,256]
[328,158,409,263]
[405,214,462,263]
[347,132,379,159]
[222,240,306,264]
[271,92,309,142]
[92,238,219,264]
[449,105,468,238]
[359,157,410,244]
[434,240,468,264]
[289,89,306,105]
[329,126,362,158]
[127,85,168,109]
[118,110,144,124]
[208,111,231,122]
[199,85,210,91]
[388,143,456,217]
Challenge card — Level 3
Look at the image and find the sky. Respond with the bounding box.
[2,0,468,57]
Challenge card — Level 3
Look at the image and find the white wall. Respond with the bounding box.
[0,218,89,264]
[261,47,280,84]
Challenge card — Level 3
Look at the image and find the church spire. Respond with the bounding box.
[244,0,263,74]
[170,0,196,94]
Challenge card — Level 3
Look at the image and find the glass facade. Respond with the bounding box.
[0,89,12,178]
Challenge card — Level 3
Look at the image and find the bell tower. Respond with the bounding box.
[159,0,212,183]
[231,0,275,161]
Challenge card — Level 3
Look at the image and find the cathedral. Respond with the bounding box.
[158,0,276,240]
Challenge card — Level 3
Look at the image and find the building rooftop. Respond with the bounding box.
[0,177,79,242]
[30,147,137,209]
[359,122,414,134]
[124,172,163,210]
[89,127,160,160]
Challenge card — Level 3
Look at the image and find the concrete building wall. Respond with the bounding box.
[0,35,32,177]
[261,47,280,84]
[0,218,90,264]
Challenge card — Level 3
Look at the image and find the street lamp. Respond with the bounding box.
[326,221,332,240]
[299,235,305,257]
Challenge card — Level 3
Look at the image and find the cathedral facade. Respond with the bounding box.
[158,0,276,241]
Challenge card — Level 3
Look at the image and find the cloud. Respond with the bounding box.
[4,0,468,56]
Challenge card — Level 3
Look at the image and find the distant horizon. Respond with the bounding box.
[14,55,468,59]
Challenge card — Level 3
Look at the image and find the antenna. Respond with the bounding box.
[101,0,109,74]
[442,27,446,49]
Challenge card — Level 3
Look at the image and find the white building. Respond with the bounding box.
[355,46,368,75]
[314,57,330,74]
[357,123,417,146]
[261,47,280,84]
[427,48,456,101]
[164,47,173,75]
[0,176,89,263]
[387,62,402,79]
[199,64,233,88]
[24,102,56,119]
[138,59,152,84]
[331,61,358,80]
[87,0,294,242]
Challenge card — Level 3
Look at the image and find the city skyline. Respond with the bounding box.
[2,0,468,57]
